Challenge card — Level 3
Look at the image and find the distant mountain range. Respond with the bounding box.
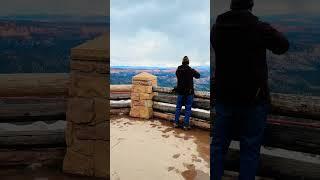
[111,66,210,92]
[0,14,319,96]
[0,16,108,73]
[0,15,109,23]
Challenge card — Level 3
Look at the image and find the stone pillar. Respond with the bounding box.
[63,34,109,178]
[130,72,157,119]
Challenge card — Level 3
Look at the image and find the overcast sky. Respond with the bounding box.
[111,0,210,67]
[0,0,108,16]
[214,0,320,17]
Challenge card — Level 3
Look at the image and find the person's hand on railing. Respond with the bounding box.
[171,86,177,94]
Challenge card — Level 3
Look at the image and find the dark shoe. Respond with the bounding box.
[183,126,191,131]
[173,123,179,128]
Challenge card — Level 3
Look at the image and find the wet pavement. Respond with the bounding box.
[111,115,210,180]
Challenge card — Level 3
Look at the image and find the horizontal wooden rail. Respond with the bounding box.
[153,101,210,121]
[0,148,65,167]
[0,73,69,97]
[271,93,320,120]
[264,116,320,154]
[110,101,130,109]
[0,130,65,148]
[153,94,210,110]
[153,86,320,120]
[0,73,318,120]
[153,86,210,99]
[154,105,320,154]
[0,76,130,97]
[110,108,130,115]
[226,144,320,179]
[110,85,131,93]
[153,111,210,129]
[0,97,66,122]
[110,93,130,100]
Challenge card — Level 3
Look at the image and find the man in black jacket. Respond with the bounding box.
[210,0,289,179]
[174,56,200,130]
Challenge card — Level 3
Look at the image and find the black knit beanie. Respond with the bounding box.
[230,0,254,10]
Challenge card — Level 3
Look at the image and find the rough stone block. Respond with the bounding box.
[95,122,109,141]
[93,98,109,124]
[75,125,95,140]
[94,140,109,177]
[129,107,140,118]
[144,100,153,108]
[74,122,109,141]
[139,107,153,119]
[67,98,94,124]
[151,79,157,86]
[132,72,157,82]
[131,93,140,101]
[70,139,94,156]
[140,93,154,100]
[70,72,108,98]
[131,85,146,93]
[132,80,152,86]
[63,149,94,176]
[71,60,109,74]
[65,122,74,147]
[145,86,153,93]
[131,100,144,106]
[71,34,109,62]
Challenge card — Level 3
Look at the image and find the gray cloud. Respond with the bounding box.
[111,0,210,67]
[0,0,109,16]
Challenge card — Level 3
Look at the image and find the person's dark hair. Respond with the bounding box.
[230,0,254,10]
[182,56,189,65]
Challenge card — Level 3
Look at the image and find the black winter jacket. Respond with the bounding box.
[176,64,200,95]
[211,10,289,104]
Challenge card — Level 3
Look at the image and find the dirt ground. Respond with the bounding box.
[110,115,210,180]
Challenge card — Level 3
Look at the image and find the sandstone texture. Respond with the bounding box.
[129,72,157,119]
[63,34,109,178]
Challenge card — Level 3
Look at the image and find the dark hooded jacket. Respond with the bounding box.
[176,64,200,95]
[211,10,289,104]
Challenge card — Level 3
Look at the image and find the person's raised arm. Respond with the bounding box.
[193,69,200,79]
[257,22,289,55]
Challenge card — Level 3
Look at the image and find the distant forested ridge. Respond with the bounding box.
[0,16,108,73]
[111,66,210,92]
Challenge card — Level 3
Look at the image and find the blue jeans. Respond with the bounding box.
[174,95,193,126]
[210,102,268,180]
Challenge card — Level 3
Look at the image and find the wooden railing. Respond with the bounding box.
[0,74,320,178]
[152,86,210,129]
[0,75,319,154]
[110,85,131,115]
[152,86,320,179]
[151,86,320,155]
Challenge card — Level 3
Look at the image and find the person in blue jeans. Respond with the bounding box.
[211,102,269,180]
[174,56,200,130]
[211,0,289,179]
